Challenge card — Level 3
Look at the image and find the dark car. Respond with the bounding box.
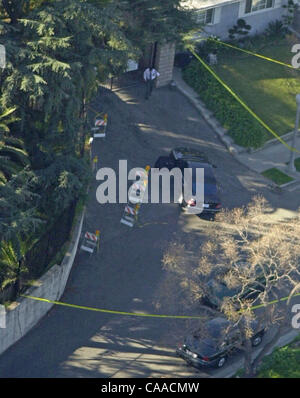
[154,156,177,170]
[178,160,221,215]
[174,52,195,68]
[170,147,209,163]
[201,273,267,310]
[176,317,265,369]
[171,147,221,215]
[154,147,221,216]
[154,147,209,171]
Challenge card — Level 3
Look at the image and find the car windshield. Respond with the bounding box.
[208,279,241,301]
[173,148,207,161]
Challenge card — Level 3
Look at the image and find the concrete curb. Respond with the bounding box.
[249,130,300,154]
[172,69,300,191]
[0,208,85,357]
[219,329,300,379]
[173,80,245,157]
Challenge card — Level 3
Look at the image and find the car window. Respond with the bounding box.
[169,150,176,161]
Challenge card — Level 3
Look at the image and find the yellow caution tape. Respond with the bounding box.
[207,37,296,70]
[190,49,300,154]
[21,292,300,319]
[246,292,300,312]
[20,295,206,319]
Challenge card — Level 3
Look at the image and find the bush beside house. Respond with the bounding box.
[182,59,270,148]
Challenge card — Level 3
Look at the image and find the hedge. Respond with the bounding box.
[258,343,300,378]
[182,60,270,149]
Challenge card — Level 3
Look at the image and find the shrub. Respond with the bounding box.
[182,60,268,148]
[196,36,221,58]
[228,19,252,41]
[265,20,287,38]
[258,345,300,378]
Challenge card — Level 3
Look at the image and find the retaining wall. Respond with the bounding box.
[0,210,85,356]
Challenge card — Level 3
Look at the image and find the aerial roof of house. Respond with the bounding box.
[183,0,239,10]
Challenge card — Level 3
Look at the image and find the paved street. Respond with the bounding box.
[0,82,300,378]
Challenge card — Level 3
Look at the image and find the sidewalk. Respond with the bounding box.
[172,67,300,190]
[215,328,300,378]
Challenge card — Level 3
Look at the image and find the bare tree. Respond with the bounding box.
[160,196,300,377]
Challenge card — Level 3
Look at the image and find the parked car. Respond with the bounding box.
[176,317,265,369]
[174,52,195,68]
[170,147,209,163]
[172,147,221,215]
[201,271,267,310]
[154,147,221,216]
[178,160,221,215]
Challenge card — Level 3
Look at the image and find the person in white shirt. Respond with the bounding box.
[143,66,160,99]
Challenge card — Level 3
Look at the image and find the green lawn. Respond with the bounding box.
[258,335,300,378]
[295,157,300,172]
[214,35,300,143]
[261,168,294,185]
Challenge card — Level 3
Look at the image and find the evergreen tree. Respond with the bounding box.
[116,0,200,52]
[0,169,42,240]
[0,234,38,294]
[0,0,51,22]
[0,0,201,287]
[0,107,30,184]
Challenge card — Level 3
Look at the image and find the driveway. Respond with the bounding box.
[0,82,299,378]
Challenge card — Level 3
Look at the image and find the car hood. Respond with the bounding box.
[185,335,219,357]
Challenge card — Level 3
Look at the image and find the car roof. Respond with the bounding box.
[207,279,241,301]
[206,317,231,336]
[207,262,267,301]
[185,316,262,357]
[185,161,216,179]
[184,162,218,192]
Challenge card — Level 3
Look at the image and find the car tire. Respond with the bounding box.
[209,214,216,222]
[251,335,263,347]
[216,356,227,368]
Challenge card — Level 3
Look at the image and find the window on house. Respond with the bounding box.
[196,8,215,24]
[245,0,274,13]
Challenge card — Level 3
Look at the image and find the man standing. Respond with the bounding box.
[143,66,160,99]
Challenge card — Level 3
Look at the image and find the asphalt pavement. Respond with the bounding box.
[0,81,299,378]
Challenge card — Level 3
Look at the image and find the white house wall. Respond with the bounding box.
[202,1,288,39]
